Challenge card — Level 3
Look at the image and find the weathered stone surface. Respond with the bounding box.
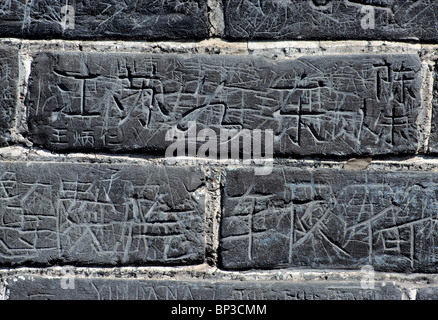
[220,168,438,272]
[3,275,402,300]
[427,64,438,154]
[224,0,438,42]
[0,46,18,147]
[415,286,438,300]
[0,0,208,40]
[0,162,205,266]
[27,52,421,156]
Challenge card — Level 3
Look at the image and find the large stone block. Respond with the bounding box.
[3,275,403,300]
[220,167,438,272]
[27,52,421,157]
[0,162,205,266]
[0,46,18,146]
[0,0,208,40]
[224,0,438,42]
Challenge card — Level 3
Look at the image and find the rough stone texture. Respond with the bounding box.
[416,287,438,300]
[0,46,18,147]
[27,52,421,156]
[1,3,438,300]
[224,0,438,42]
[221,168,438,272]
[3,275,403,300]
[427,62,438,154]
[0,161,205,266]
[0,0,208,40]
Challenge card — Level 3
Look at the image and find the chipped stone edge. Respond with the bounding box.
[207,0,225,38]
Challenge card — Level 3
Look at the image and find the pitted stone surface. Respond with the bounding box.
[0,46,18,147]
[225,0,438,41]
[3,275,403,300]
[27,52,421,156]
[220,168,438,272]
[0,0,208,40]
[0,162,205,266]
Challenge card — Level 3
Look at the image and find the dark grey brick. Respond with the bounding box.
[225,0,438,42]
[27,52,421,157]
[220,168,438,272]
[0,161,205,266]
[0,0,208,40]
[427,64,438,154]
[3,275,403,300]
[0,46,18,147]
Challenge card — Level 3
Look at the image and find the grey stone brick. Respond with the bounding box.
[224,0,438,42]
[0,161,205,266]
[0,0,208,40]
[220,167,438,272]
[3,275,403,300]
[27,52,421,156]
[0,46,18,146]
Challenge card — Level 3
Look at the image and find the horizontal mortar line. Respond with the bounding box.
[0,38,434,55]
[3,148,438,169]
[4,146,438,166]
[1,265,438,283]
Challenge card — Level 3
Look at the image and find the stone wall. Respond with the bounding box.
[1,0,438,300]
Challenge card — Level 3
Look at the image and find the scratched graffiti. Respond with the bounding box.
[0,162,205,266]
[0,46,18,146]
[0,0,208,39]
[27,52,421,156]
[220,168,438,272]
[224,0,438,41]
[5,276,402,300]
